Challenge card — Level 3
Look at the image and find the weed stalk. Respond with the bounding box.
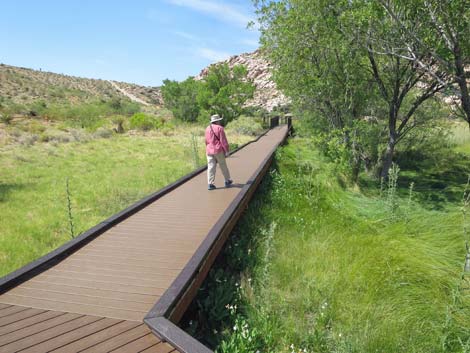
[66,177,75,238]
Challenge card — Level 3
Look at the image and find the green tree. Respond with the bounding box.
[197,63,255,124]
[376,0,470,129]
[255,0,447,178]
[161,77,201,122]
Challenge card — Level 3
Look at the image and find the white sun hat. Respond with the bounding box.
[210,114,223,123]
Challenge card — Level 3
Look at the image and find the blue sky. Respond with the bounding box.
[0,0,259,86]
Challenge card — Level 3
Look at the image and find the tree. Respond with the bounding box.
[161,64,255,124]
[197,63,255,124]
[376,0,470,128]
[255,0,447,178]
[161,77,201,122]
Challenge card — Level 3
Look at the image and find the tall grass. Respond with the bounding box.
[186,138,470,353]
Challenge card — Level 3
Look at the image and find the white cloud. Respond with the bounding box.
[197,48,231,62]
[166,0,253,28]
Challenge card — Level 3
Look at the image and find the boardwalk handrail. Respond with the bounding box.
[0,128,270,294]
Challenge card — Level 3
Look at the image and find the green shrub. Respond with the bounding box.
[93,127,113,139]
[226,116,264,136]
[129,113,164,131]
[0,112,13,124]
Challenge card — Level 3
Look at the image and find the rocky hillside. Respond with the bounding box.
[0,64,162,107]
[196,50,290,112]
[1,50,287,115]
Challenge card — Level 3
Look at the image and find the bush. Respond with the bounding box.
[93,127,113,139]
[0,112,13,124]
[129,113,164,131]
[226,116,264,136]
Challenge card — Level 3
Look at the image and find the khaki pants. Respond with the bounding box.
[207,152,231,185]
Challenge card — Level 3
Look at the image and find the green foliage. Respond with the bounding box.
[386,163,400,218]
[197,64,255,124]
[129,113,164,131]
[161,77,201,122]
[226,116,264,136]
[255,0,453,179]
[0,112,12,124]
[161,64,255,124]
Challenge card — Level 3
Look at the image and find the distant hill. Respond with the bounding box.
[196,50,290,112]
[0,63,162,108]
[0,51,288,116]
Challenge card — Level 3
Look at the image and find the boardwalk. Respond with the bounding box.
[0,125,288,352]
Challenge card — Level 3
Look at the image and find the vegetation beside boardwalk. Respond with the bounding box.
[184,129,470,353]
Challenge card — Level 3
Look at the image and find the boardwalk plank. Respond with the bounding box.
[0,312,81,346]
[0,310,64,336]
[0,308,45,328]
[48,320,141,352]
[18,317,120,353]
[109,333,162,352]
[139,343,176,353]
[5,288,152,312]
[52,263,176,282]
[0,306,28,318]
[18,282,157,304]
[39,269,174,288]
[0,295,146,321]
[80,324,152,352]
[26,276,166,295]
[0,315,98,352]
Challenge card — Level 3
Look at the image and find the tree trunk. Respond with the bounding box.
[454,44,470,128]
[380,135,396,179]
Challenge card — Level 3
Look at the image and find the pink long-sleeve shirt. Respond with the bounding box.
[205,123,229,155]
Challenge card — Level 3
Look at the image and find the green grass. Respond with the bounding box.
[451,121,470,154]
[0,127,251,276]
[186,138,470,353]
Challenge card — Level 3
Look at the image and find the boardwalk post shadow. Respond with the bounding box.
[0,119,290,353]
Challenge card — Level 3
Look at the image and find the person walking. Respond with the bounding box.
[205,114,233,190]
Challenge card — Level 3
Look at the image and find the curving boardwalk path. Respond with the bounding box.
[0,125,288,352]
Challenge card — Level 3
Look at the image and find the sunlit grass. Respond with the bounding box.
[451,121,470,154]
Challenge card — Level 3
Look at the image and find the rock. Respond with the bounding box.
[194,50,290,112]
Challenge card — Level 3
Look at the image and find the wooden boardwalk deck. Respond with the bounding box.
[0,124,289,352]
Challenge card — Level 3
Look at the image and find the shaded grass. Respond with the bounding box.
[0,129,252,276]
[187,137,470,353]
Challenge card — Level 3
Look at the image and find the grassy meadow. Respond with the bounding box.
[0,124,252,276]
[185,123,470,353]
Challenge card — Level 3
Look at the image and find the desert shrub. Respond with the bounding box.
[69,129,91,142]
[27,121,46,134]
[28,100,48,117]
[111,115,126,133]
[93,127,113,139]
[129,113,163,131]
[18,134,38,146]
[47,131,72,143]
[0,112,13,124]
[226,116,264,136]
